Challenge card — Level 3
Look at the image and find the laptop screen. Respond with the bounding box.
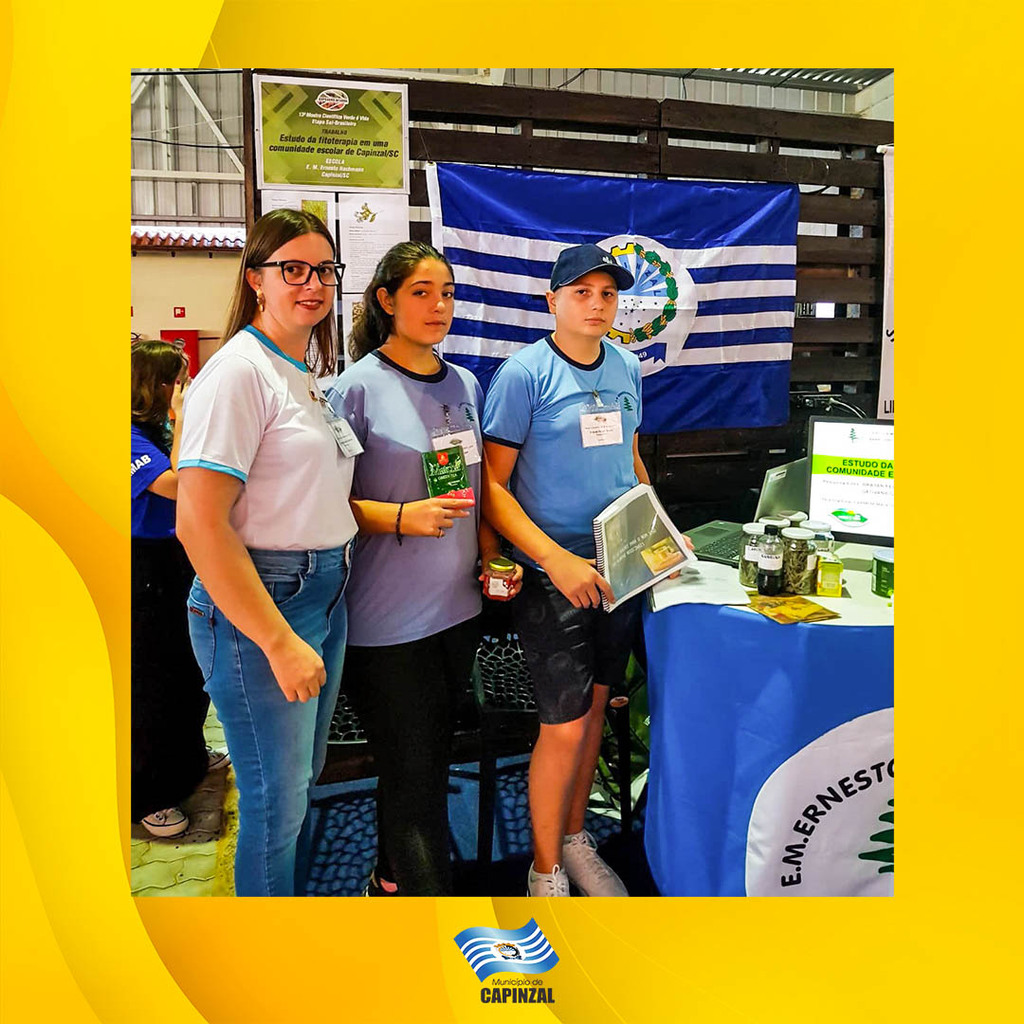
[806,416,894,547]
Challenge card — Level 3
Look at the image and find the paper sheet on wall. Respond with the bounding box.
[336,192,410,294]
[648,559,751,611]
[336,293,369,370]
[259,190,338,235]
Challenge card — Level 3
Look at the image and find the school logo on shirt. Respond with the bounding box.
[454,919,558,1004]
[131,454,152,475]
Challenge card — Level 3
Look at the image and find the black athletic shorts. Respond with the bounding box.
[511,565,641,725]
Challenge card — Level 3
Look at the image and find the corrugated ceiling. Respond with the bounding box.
[612,69,893,94]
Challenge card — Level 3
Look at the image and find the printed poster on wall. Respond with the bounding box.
[336,192,410,294]
[255,75,409,193]
[259,189,338,235]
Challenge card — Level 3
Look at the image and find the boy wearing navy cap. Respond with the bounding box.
[482,243,648,897]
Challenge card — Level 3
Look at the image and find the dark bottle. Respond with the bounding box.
[756,524,784,596]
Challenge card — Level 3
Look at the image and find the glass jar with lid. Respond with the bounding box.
[738,522,764,588]
[804,519,833,539]
[482,556,517,601]
[758,515,790,530]
[781,526,817,595]
[775,510,808,527]
[805,521,835,554]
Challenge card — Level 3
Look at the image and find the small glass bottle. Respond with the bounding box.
[781,526,816,595]
[756,524,784,596]
[738,522,764,588]
[482,556,517,601]
[816,544,844,598]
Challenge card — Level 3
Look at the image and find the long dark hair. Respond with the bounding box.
[131,340,189,448]
[348,241,454,362]
[222,208,339,376]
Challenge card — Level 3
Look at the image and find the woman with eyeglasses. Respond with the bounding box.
[176,208,358,896]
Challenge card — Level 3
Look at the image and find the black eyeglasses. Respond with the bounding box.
[251,260,345,286]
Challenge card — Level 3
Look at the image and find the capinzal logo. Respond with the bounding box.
[454,919,559,1004]
[315,88,349,111]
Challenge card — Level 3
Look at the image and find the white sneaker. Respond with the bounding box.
[206,747,231,771]
[561,830,629,896]
[527,862,570,897]
[141,807,189,838]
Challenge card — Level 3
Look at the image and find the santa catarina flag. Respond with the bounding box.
[454,919,559,982]
[427,162,799,433]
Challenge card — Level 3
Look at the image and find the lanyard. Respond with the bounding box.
[306,370,332,413]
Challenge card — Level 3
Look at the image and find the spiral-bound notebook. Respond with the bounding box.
[593,483,698,612]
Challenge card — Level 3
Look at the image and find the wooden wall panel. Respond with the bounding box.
[243,71,893,509]
[660,98,893,148]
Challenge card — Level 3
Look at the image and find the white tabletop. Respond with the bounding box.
[736,542,894,628]
[808,543,894,627]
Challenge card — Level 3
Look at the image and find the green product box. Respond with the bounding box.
[421,446,473,501]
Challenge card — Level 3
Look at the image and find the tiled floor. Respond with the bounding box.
[130,708,236,897]
[131,716,648,898]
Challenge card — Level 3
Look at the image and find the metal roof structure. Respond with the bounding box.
[610,68,893,94]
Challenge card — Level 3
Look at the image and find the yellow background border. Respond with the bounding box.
[2,3,1021,1020]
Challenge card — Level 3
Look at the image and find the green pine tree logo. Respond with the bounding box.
[850,427,858,442]
[620,394,634,412]
[858,799,893,874]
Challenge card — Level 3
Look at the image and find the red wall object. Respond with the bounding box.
[160,328,201,375]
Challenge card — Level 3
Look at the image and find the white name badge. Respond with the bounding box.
[579,406,623,448]
[325,413,364,458]
[432,428,481,466]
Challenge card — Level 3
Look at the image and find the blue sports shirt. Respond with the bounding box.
[482,336,642,566]
[131,424,176,539]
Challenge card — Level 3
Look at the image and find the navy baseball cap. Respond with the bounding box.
[549,243,634,291]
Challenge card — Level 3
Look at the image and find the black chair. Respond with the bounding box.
[315,605,637,886]
[471,620,540,871]
[470,599,637,877]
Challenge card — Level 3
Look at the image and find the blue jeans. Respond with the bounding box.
[187,544,351,896]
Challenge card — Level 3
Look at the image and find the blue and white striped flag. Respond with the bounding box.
[427,162,799,433]
[453,919,559,981]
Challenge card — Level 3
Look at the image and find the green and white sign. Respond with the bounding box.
[255,75,408,193]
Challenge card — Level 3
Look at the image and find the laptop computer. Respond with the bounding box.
[687,458,809,566]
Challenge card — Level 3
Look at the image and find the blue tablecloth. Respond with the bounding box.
[643,602,894,896]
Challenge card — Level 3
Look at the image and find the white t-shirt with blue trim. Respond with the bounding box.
[482,336,642,566]
[179,326,357,550]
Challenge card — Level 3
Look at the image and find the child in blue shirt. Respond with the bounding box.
[131,341,228,838]
[482,244,649,897]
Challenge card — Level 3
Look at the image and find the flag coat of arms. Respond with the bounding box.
[427,162,799,433]
[454,919,559,981]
